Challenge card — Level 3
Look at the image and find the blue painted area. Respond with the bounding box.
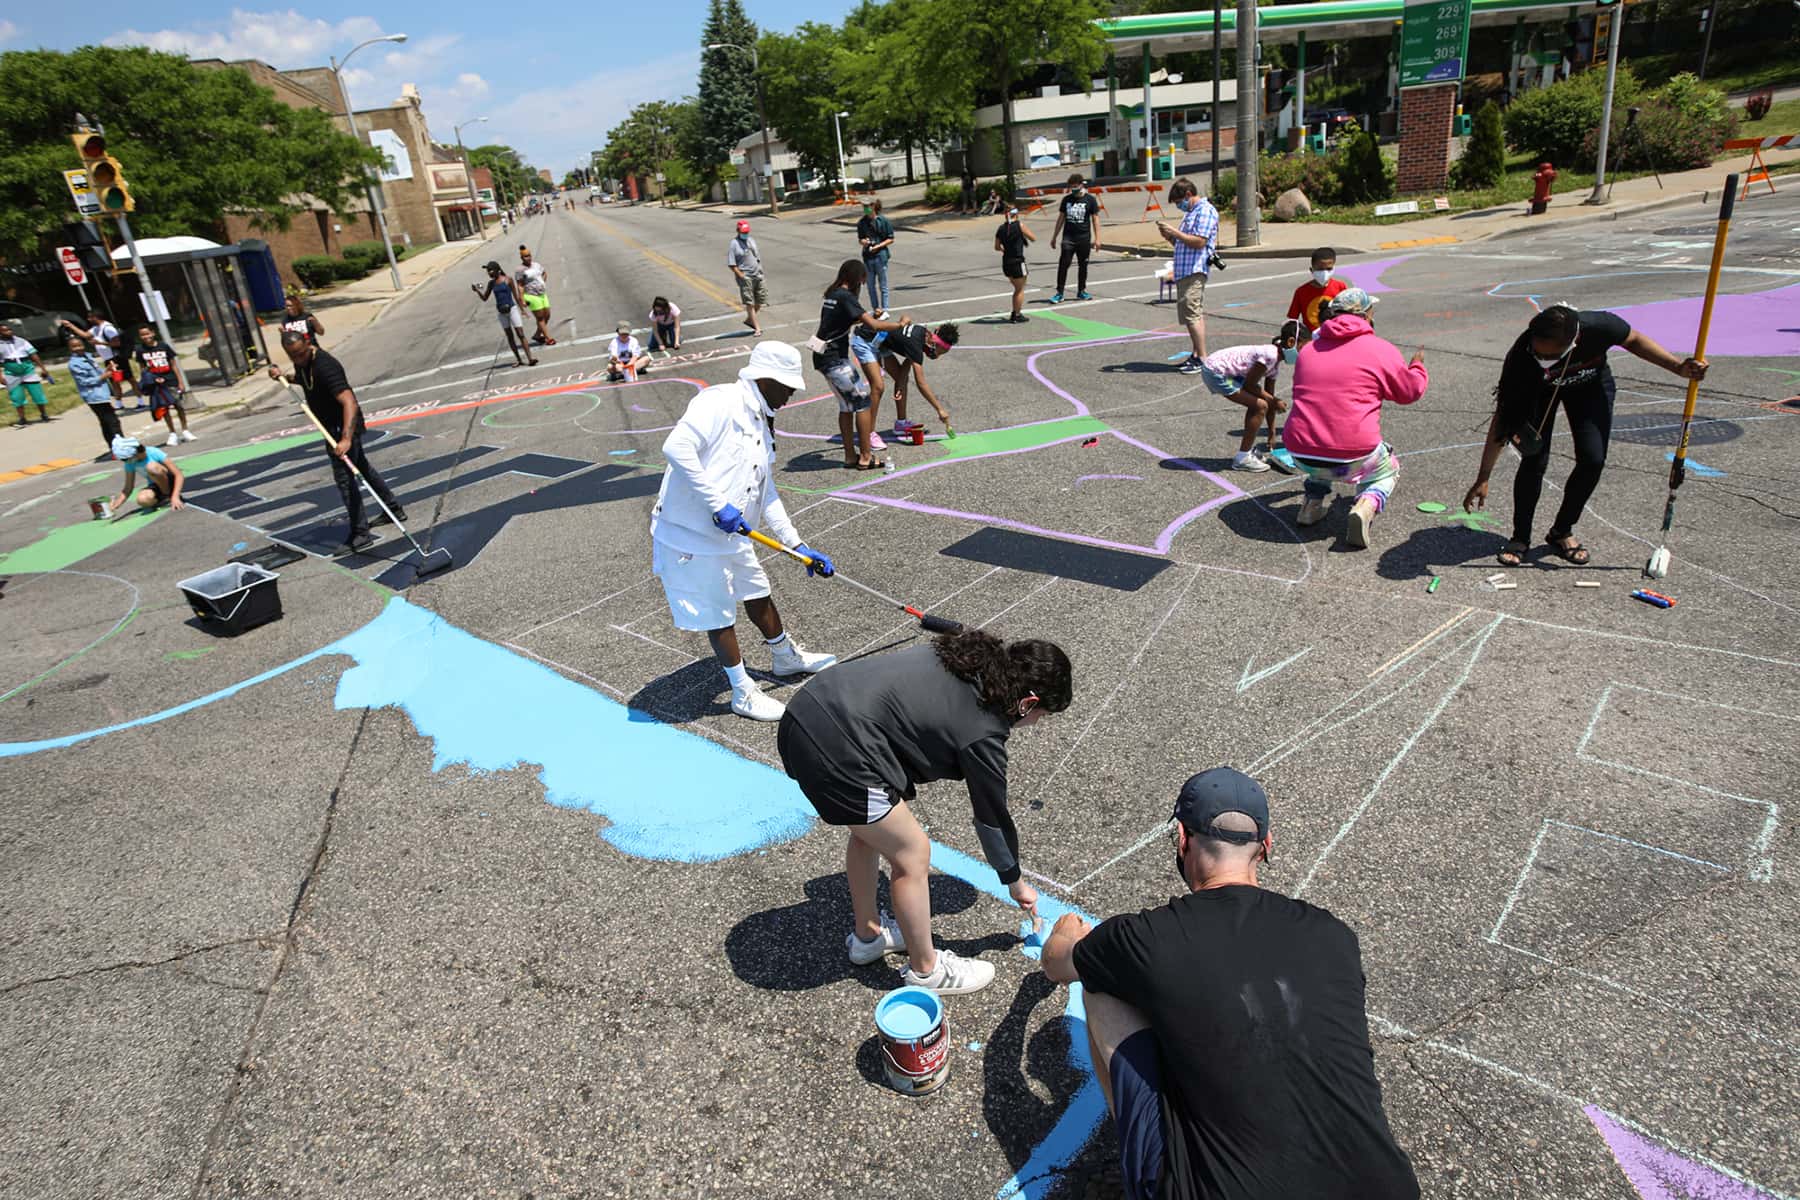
[1665,452,1725,478]
[608,449,636,456]
[875,987,941,1039]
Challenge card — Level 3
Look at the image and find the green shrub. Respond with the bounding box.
[1259,148,1343,206]
[1585,73,1738,174]
[1504,66,1644,167]
[923,180,963,206]
[1452,101,1507,189]
[1335,122,1394,203]
[291,256,338,289]
[331,258,371,281]
[1210,169,1237,211]
[341,240,384,265]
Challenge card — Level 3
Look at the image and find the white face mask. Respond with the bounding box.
[1310,268,1333,286]
[1533,338,1577,369]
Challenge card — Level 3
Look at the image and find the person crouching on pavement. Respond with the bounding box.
[607,321,652,380]
[109,435,185,513]
[1283,289,1428,548]
[1042,767,1420,1200]
[1197,321,1299,473]
[779,627,1070,995]
[650,341,838,722]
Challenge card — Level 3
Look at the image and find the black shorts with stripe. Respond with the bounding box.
[776,709,896,826]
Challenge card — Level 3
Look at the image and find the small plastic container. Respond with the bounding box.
[177,563,283,635]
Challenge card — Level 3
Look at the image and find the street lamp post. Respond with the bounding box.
[455,116,488,239]
[705,41,780,216]
[331,32,408,291]
[834,109,851,201]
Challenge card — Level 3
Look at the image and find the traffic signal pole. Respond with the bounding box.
[115,212,191,397]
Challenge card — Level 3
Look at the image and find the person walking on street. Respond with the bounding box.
[779,627,1071,995]
[1049,174,1100,303]
[62,328,122,455]
[67,310,123,406]
[995,206,1035,322]
[278,294,325,347]
[131,326,193,445]
[650,341,838,721]
[1286,290,1428,548]
[1463,304,1705,569]
[648,297,682,353]
[1159,178,1220,368]
[728,220,768,335]
[108,435,186,513]
[473,262,538,367]
[267,330,405,556]
[1,321,53,426]
[857,199,895,312]
[516,246,555,345]
[1042,767,1421,1200]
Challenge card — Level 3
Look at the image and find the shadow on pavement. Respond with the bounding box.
[982,973,1095,1171]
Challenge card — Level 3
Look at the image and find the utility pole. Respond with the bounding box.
[116,213,191,397]
[1234,0,1260,246]
[1585,0,1626,204]
[706,41,781,216]
[330,33,409,291]
[1211,0,1222,197]
[455,117,489,239]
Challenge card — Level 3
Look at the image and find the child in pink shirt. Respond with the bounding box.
[1283,289,1428,548]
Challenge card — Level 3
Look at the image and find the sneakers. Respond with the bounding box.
[770,640,838,677]
[868,432,887,451]
[165,433,181,447]
[336,531,377,556]
[846,914,906,965]
[1267,446,1299,475]
[369,507,406,528]
[1345,497,1377,549]
[1008,312,1028,324]
[1231,450,1271,472]
[892,419,922,435]
[1048,292,1064,304]
[902,947,995,996]
[1296,495,1328,526]
[1177,356,1204,375]
[731,683,786,722]
[179,429,197,442]
[1077,291,1093,301]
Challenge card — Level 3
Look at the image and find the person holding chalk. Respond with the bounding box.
[778,628,1072,995]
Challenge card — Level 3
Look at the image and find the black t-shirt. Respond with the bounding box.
[279,311,319,345]
[814,286,865,366]
[133,342,176,376]
[996,220,1029,262]
[881,323,931,366]
[1059,192,1098,243]
[294,347,359,435]
[1497,309,1631,434]
[783,644,1021,883]
[1072,886,1419,1200]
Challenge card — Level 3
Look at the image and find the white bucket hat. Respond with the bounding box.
[739,341,804,392]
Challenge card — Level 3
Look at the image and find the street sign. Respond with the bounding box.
[1400,0,1472,87]
[56,247,86,286]
[64,168,101,216]
[1592,7,1614,63]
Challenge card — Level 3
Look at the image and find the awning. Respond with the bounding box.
[1101,0,1587,50]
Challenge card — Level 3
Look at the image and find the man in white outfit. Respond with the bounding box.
[651,341,838,720]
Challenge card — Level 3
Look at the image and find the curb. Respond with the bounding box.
[1484,188,1710,240]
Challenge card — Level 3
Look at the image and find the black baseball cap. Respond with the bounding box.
[1172,767,1269,844]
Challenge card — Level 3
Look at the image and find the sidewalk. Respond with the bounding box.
[0,233,493,478]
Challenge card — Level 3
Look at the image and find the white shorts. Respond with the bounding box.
[653,540,772,631]
[499,305,524,331]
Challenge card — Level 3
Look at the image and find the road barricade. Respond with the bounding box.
[1724,134,1795,199]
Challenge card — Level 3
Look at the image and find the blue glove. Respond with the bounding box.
[712,504,750,536]
[794,544,834,578]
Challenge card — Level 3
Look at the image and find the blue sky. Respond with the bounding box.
[2,2,857,177]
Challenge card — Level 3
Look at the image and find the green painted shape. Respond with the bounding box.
[1439,508,1499,533]
[1030,310,1151,343]
[164,647,215,661]
[933,416,1110,460]
[0,607,139,703]
[0,512,166,574]
[180,433,315,476]
[1416,501,1448,513]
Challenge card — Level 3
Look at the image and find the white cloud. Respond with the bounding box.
[106,9,386,65]
[484,49,701,176]
[454,72,489,96]
[0,19,18,45]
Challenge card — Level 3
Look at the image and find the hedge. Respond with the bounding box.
[291,256,337,289]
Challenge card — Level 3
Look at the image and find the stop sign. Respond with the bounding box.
[57,246,86,286]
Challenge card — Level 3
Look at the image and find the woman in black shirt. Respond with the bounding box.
[1464,305,1706,567]
[994,207,1036,322]
[813,258,907,469]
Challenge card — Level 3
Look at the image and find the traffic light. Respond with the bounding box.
[70,129,134,213]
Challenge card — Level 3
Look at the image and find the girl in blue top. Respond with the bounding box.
[472,261,537,368]
[64,329,123,454]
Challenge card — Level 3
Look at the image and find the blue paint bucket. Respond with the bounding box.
[874,986,950,1096]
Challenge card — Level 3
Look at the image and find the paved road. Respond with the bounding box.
[2,191,1797,1200]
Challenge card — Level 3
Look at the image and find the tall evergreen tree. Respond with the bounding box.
[696,0,761,171]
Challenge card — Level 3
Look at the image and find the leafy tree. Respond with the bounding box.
[1504,65,1644,167]
[697,0,761,171]
[759,23,853,178]
[1450,100,1506,188]
[467,144,537,209]
[1334,120,1393,203]
[839,0,970,184]
[597,100,699,190]
[0,46,381,258]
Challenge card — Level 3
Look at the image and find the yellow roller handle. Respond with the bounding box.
[745,527,815,566]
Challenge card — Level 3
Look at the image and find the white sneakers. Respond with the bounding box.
[165,433,180,447]
[1231,449,1270,472]
[902,948,995,995]
[770,640,837,678]
[1345,497,1377,549]
[847,914,906,965]
[1296,495,1327,526]
[180,429,197,442]
[731,683,786,722]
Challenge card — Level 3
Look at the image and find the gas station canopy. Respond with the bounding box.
[1101,0,1595,50]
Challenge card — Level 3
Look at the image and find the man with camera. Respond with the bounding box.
[1158,178,1222,374]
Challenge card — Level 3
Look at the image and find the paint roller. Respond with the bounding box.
[1645,174,1736,581]
[744,528,965,633]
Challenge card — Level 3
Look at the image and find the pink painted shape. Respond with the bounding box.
[1585,1107,1777,1200]
[1610,282,1800,359]
[1335,254,1416,296]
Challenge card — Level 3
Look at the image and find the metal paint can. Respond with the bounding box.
[89,497,112,520]
[874,986,949,1096]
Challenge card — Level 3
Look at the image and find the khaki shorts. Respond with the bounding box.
[737,273,768,309]
[1176,272,1207,324]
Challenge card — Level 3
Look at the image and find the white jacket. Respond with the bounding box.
[651,376,803,556]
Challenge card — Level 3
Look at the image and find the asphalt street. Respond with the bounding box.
[2,190,1797,1200]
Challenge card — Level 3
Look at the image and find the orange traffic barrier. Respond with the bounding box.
[1724,134,1794,199]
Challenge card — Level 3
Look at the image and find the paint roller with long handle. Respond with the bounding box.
[743,528,965,633]
[1645,174,1736,580]
[293,388,455,577]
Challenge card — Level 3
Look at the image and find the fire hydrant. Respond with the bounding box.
[1529,162,1556,215]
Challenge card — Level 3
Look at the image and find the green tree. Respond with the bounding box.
[697,0,761,172]
[467,144,537,209]
[1450,100,1506,188]
[759,23,852,178]
[1504,65,1644,167]
[0,46,380,257]
[839,0,970,184]
[597,100,698,190]
[1334,120,1393,203]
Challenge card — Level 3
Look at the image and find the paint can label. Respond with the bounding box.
[89,498,112,520]
[875,987,951,1097]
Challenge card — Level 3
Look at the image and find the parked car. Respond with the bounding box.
[1303,107,1354,136]
[0,300,84,356]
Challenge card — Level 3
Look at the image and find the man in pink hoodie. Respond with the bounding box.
[1282,289,1428,547]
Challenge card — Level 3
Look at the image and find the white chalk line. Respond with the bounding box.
[1296,614,1504,897]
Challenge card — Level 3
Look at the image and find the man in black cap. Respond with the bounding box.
[1042,767,1418,1200]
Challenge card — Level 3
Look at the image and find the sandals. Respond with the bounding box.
[854,458,888,471]
[1546,535,1591,566]
[1496,540,1527,568]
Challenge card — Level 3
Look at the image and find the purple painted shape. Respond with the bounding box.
[839,429,1244,556]
[1025,332,1184,417]
[629,404,652,413]
[1611,282,1800,358]
[1585,1107,1777,1200]
[1335,255,1416,296]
